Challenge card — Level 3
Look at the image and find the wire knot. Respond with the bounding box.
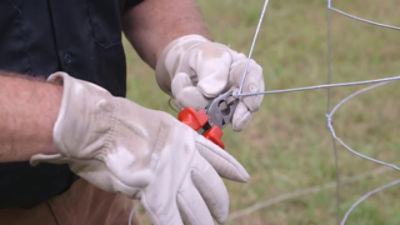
[325,113,333,125]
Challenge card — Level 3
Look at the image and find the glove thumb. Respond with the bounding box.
[188,42,232,98]
[171,72,210,110]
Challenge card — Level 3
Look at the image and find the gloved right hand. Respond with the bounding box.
[155,35,265,131]
[30,72,250,225]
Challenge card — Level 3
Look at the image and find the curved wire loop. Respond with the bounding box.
[326,81,400,171]
[340,179,400,225]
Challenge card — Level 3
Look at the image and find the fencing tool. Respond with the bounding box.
[178,89,239,149]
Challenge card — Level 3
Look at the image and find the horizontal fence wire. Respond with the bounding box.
[329,7,400,31]
[227,166,393,222]
[235,75,400,96]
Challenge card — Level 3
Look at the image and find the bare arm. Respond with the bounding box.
[0,73,61,162]
[122,0,210,68]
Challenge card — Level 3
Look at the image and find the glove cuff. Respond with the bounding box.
[30,71,115,166]
[155,34,210,95]
[30,72,72,165]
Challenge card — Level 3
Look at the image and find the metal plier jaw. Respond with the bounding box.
[178,90,239,149]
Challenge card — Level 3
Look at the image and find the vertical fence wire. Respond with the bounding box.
[326,1,341,224]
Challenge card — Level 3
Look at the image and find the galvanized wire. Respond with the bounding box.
[237,0,270,95]
[235,0,400,224]
[326,81,400,172]
[340,179,400,225]
[329,7,400,31]
[236,75,400,96]
[326,1,341,223]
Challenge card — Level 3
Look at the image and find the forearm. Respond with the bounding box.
[0,73,61,162]
[122,0,210,68]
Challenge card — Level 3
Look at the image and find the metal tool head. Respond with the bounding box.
[206,89,239,129]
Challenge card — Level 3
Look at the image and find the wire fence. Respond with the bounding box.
[234,0,400,224]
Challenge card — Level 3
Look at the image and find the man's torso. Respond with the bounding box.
[0,0,139,208]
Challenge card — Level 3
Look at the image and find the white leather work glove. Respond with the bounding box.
[156,34,265,131]
[31,72,250,225]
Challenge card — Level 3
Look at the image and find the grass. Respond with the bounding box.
[123,0,400,224]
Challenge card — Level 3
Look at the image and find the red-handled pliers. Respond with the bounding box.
[178,90,239,149]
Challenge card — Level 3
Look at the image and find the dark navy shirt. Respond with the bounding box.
[0,0,141,208]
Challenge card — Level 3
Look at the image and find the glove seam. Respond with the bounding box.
[148,121,169,171]
[97,98,119,160]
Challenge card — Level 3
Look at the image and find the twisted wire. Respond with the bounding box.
[326,81,400,172]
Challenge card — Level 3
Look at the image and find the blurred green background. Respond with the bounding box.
[123,0,400,224]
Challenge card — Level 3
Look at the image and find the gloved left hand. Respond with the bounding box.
[30,72,249,225]
[156,35,265,131]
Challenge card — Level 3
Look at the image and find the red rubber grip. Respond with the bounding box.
[203,125,225,149]
[178,107,208,130]
[178,107,225,149]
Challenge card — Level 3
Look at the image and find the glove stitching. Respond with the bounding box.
[96,99,119,161]
[147,121,169,171]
